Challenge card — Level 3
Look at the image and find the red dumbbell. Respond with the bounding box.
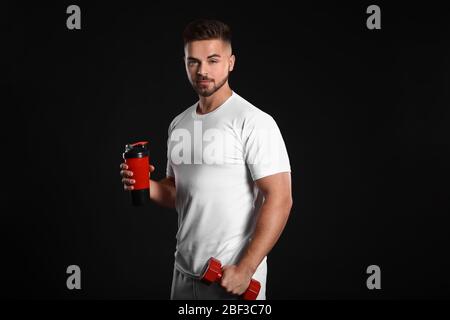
[200,257,261,300]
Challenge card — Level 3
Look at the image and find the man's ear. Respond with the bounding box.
[229,54,236,72]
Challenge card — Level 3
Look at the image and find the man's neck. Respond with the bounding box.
[197,85,233,115]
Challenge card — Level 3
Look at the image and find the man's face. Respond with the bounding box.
[184,39,235,97]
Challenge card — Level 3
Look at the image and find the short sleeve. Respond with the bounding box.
[166,158,174,178]
[243,112,291,181]
[166,123,175,178]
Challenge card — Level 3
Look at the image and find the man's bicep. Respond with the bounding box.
[165,175,175,184]
[159,175,175,190]
[255,172,292,202]
[167,175,175,184]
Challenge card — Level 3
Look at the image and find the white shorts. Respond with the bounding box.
[170,258,267,300]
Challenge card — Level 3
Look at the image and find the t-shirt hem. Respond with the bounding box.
[252,168,292,181]
[174,261,201,279]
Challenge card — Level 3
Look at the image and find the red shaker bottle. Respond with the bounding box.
[122,141,150,206]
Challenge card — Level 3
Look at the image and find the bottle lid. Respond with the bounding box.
[123,141,149,158]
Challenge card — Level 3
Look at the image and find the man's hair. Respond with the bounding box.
[182,19,232,46]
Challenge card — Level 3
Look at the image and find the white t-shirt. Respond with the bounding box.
[166,91,291,278]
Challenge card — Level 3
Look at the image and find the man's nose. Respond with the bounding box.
[197,64,209,78]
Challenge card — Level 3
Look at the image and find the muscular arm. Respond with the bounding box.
[236,172,293,274]
[149,176,176,209]
[220,172,293,294]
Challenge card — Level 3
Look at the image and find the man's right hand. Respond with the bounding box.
[120,163,155,191]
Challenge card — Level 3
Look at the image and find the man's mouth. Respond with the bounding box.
[197,80,211,85]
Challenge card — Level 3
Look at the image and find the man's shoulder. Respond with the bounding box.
[231,92,275,125]
[168,102,197,132]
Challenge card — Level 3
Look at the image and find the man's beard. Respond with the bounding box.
[192,72,229,97]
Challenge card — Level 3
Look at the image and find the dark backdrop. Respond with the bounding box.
[5,1,449,299]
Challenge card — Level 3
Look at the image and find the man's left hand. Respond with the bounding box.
[220,264,254,296]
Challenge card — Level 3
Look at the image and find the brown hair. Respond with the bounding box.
[183,19,232,46]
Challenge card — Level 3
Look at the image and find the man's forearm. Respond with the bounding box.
[236,196,293,274]
[149,178,176,209]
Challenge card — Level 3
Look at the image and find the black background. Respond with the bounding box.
[5,1,449,299]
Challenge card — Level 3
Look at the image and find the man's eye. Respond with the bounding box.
[209,60,218,63]
[188,61,198,65]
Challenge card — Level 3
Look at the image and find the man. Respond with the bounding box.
[120,19,292,300]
